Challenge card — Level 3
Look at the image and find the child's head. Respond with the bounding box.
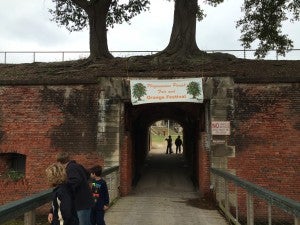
[89,165,102,178]
[46,163,67,187]
[56,152,71,164]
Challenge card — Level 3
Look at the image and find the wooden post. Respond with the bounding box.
[268,203,272,225]
[24,210,36,225]
[225,180,229,213]
[295,216,300,225]
[246,193,254,225]
[235,186,239,221]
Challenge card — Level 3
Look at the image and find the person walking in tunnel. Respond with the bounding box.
[165,135,173,154]
[175,135,183,154]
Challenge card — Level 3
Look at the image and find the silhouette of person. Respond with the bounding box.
[175,135,183,154]
[165,135,173,154]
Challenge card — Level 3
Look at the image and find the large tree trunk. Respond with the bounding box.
[159,0,204,59]
[87,0,113,59]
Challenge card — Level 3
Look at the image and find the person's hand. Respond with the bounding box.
[48,213,53,223]
[103,205,109,211]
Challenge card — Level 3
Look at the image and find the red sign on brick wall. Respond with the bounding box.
[211,121,230,135]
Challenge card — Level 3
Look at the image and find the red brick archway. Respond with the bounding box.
[120,102,211,196]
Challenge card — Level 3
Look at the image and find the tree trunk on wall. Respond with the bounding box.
[87,0,113,59]
[158,0,205,60]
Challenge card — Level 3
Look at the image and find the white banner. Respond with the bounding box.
[130,78,203,105]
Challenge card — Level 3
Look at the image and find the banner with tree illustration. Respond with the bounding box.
[130,78,203,105]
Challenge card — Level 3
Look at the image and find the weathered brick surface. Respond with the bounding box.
[0,156,9,173]
[120,133,133,196]
[229,83,300,218]
[0,85,104,204]
[0,78,299,220]
[198,132,211,198]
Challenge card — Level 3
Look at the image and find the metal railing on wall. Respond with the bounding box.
[0,165,119,225]
[211,168,300,225]
[0,49,299,64]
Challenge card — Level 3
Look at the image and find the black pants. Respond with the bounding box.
[166,146,172,154]
[90,208,105,225]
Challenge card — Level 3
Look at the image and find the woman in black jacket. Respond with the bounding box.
[56,152,94,225]
[46,163,79,225]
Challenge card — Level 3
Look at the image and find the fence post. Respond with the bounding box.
[24,210,36,225]
[214,174,219,202]
[268,203,272,225]
[114,170,118,199]
[235,186,239,221]
[246,193,254,225]
[114,172,116,198]
[295,216,300,225]
[225,180,229,214]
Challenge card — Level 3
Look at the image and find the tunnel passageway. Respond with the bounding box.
[106,147,229,225]
[122,102,206,195]
[132,147,195,197]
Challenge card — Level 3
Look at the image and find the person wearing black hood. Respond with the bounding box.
[46,163,79,225]
[48,152,94,225]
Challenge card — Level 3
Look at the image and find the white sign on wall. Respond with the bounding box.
[211,121,231,135]
[130,78,203,105]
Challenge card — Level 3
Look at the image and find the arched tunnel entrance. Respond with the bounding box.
[120,102,210,197]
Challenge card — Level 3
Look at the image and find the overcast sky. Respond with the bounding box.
[0,0,299,62]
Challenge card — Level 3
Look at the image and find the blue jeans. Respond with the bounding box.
[77,209,92,225]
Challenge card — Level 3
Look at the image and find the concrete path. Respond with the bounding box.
[105,148,229,225]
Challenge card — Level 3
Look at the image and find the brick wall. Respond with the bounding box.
[198,132,211,198]
[120,133,133,196]
[229,83,300,218]
[1,80,299,215]
[0,85,104,204]
[0,155,9,175]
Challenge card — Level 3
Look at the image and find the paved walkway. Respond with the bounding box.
[105,148,228,225]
